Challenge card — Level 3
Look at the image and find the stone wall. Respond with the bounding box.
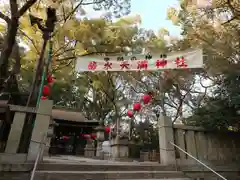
[158,114,240,166]
[173,124,240,165]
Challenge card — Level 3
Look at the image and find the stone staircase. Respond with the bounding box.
[33,163,192,180]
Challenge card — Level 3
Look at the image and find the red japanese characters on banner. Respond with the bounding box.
[104,62,112,70]
[137,60,148,70]
[175,57,188,68]
[156,59,167,68]
[120,61,130,70]
[76,49,203,71]
[88,61,97,70]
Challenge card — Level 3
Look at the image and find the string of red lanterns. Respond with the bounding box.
[127,92,153,118]
[41,74,55,100]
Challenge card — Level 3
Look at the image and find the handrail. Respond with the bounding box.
[169,141,227,180]
[30,134,46,180]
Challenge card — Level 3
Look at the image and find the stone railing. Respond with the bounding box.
[0,100,53,163]
[173,124,240,165]
[158,115,240,166]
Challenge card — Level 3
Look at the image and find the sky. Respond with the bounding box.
[84,0,182,37]
[130,0,181,36]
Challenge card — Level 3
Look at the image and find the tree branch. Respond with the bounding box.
[12,43,21,74]
[221,16,239,25]
[18,0,37,17]
[81,0,105,5]
[56,56,76,62]
[0,12,11,24]
[18,29,40,54]
[10,0,18,17]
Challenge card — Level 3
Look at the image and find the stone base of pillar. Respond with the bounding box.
[110,136,129,160]
[43,137,51,157]
[96,142,103,157]
[140,151,150,162]
[84,143,95,158]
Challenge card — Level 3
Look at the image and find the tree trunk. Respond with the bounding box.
[0,18,19,92]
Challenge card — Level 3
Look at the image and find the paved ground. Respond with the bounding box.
[43,155,159,166]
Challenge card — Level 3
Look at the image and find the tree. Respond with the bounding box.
[0,0,132,104]
[166,0,240,130]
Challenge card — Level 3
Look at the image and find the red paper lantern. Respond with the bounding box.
[133,102,141,111]
[105,127,110,133]
[127,110,134,118]
[47,75,55,86]
[91,134,97,139]
[42,85,50,96]
[83,134,90,138]
[47,75,53,84]
[41,96,47,100]
[142,94,152,104]
[63,136,69,140]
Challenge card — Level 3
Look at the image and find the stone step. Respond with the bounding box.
[34,170,190,180]
[116,179,191,180]
[37,163,177,171]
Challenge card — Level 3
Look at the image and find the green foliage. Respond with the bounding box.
[185,72,240,131]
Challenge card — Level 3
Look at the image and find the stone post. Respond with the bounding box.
[43,120,55,156]
[110,135,129,161]
[140,151,150,161]
[158,114,176,165]
[95,125,105,157]
[152,150,157,161]
[5,112,26,153]
[27,100,53,161]
[84,140,95,158]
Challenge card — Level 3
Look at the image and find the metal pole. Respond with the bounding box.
[30,134,46,180]
[169,142,227,180]
[36,40,53,107]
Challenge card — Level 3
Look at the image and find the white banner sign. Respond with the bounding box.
[76,49,203,72]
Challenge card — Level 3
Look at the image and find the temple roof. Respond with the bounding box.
[52,109,98,123]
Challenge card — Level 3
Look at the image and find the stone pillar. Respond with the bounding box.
[43,120,55,156]
[110,136,129,160]
[5,112,26,153]
[27,100,53,161]
[84,141,95,158]
[158,114,176,165]
[95,125,105,157]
